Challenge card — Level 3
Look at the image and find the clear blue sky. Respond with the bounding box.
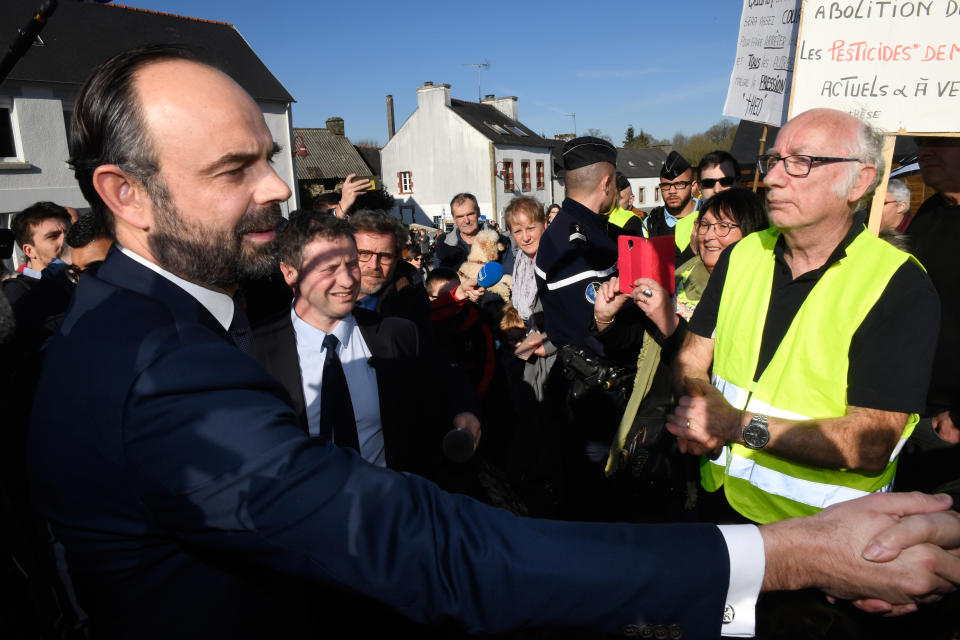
[116,0,742,147]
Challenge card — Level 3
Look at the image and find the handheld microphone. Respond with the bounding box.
[476,261,504,288]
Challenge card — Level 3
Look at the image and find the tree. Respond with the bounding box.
[705,120,737,146]
[354,138,381,148]
[624,127,654,149]
[585,128,613,144]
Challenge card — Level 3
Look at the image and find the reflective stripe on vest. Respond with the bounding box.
[708,226,918,523]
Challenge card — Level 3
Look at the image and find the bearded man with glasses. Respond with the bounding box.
[349,208,434,342]
[644,150,700,266]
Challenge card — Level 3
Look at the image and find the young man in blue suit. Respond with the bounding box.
[27,46,960,640]
[251,210,479,476]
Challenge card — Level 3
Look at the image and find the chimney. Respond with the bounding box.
[417,81,451,110]
[483,94,495,101]
[386,95,396,140]
[483,96,519,122]
[326,117,345,136]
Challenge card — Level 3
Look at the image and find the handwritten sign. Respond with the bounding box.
[723,0,803,127]
[791,0,960,132]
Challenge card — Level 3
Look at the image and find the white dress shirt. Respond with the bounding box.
[119,245,763,636]
[291,307,386,467]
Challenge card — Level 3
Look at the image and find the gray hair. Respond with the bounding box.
[885,178,911,209]
[843,119,886,212]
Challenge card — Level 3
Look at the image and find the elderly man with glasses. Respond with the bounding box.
[670,108,940,527]
[667,108,946,636]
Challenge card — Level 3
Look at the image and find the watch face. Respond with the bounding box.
[743,422,770,449]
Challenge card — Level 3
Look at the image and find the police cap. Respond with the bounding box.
[562,136,616,171]
[661,150,691,179]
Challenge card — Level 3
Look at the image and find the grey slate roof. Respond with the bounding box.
[617,148,668,178]
[293,128,371,181]
[450,99,558,148]
[1,0,292,103]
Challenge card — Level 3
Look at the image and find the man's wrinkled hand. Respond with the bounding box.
[761,492,960,612]
[666,377,741,455]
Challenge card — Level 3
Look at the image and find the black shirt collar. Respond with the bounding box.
[773,211,867,282]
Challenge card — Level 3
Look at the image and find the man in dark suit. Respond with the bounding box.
[251,211,479,476]
[26,45,960,640]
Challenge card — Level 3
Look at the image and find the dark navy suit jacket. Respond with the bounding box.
[251,307,468,477]
[28,249,730,639]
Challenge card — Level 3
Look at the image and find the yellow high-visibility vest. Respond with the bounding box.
[703,226,918,523]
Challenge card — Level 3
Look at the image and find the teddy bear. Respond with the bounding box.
[456,228,513,303]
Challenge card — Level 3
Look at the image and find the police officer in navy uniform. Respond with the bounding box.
[535,137,652,520]
[536,137,621,357]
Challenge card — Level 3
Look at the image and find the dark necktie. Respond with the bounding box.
[229,303,253,355]
[319,334,360,452]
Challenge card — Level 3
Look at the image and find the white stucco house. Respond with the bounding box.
[381,82,560,227]
[617,148,668,213]
[0,1,298,240]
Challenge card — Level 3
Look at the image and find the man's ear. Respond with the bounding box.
[21,241,37,263]
[92,164,152,230]
[278,261,299,289]
[848,164,878,204]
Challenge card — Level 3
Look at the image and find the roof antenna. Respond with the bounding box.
[463,59,490,102]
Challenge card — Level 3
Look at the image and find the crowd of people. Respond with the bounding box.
[1,45,959,640]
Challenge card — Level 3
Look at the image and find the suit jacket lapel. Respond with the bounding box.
[353,309,400,467]
[250,310,308,433]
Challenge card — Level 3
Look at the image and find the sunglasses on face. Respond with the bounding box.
[698,176,738,189]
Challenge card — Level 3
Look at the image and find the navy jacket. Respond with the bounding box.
[535,198,618,355]
[28,249,730,639]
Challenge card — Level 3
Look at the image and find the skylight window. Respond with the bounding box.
[485,122,510,135]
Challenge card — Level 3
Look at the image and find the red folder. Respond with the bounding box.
[617,235,675,295]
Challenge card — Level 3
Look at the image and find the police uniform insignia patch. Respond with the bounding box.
[585,281,601,304]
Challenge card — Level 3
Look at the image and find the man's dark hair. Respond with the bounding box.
[449,192,479,212]
[697,150,741,180]
[699,188,768,236]
[426,267,458,289]
[276,209,356,271]
[310,192,340,211]
[349,209,408,255]
[11,201,71,249]
[68,45,202,235]
[66,213,110,249]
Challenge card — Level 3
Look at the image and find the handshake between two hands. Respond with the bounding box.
[761,491,960,615]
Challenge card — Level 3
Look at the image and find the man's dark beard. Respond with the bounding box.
[148,186,282,288]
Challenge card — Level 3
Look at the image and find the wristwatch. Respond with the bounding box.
[741,413,770,450]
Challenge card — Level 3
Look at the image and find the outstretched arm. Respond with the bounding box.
[667,377,906,471]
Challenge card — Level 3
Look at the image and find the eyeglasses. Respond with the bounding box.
[757,154,862,177]
[658,180,693,192]
[695,220,740,237]
[357,250,395,264]
[698,176,738,189]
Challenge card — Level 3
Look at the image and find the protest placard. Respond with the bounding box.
[790,0,960,132]
[723,0,803,127]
